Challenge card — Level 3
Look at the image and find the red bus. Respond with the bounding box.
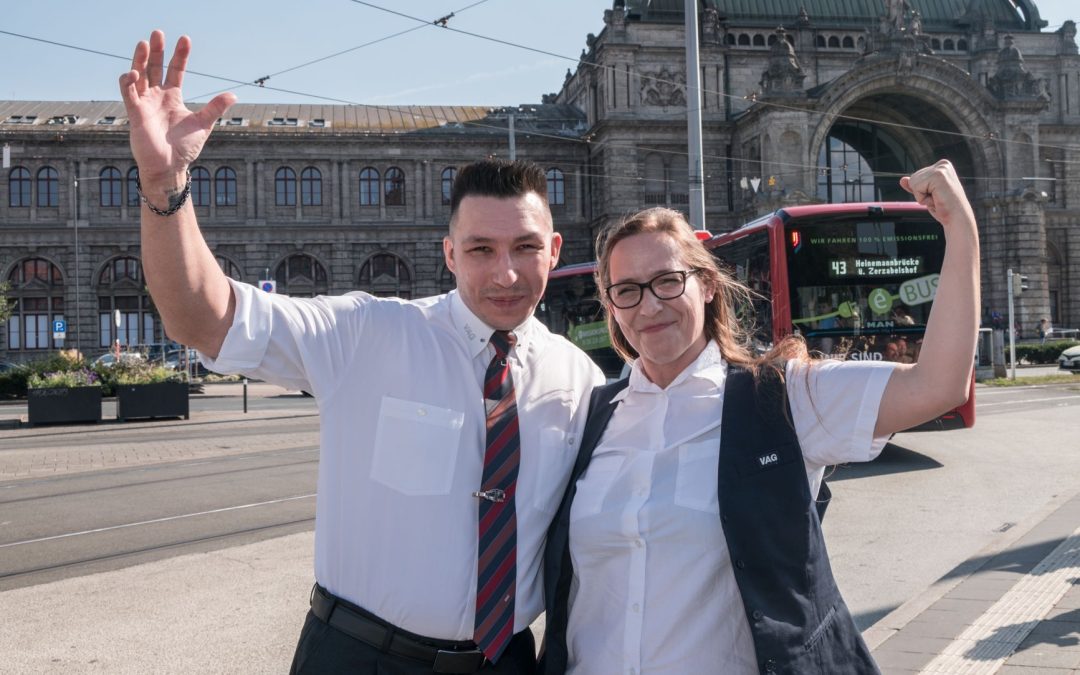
[536,202,975,430]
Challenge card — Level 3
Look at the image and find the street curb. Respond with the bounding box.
[863,485,1080,650]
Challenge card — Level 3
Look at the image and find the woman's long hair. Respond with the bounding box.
[594,207,808,378]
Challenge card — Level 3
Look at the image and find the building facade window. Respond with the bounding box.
[275,167,297,206]
[97,256,155,348]
[358,253,412,298]
[215,254,243,281]
[126,167,140,207]
[643,154,666,205]
[441,166,457,205]
[191,167,211,207]
[5,258,64,351]
[359,167,380,206]
[100,167,122,207]
[546,168,566,206]
[274,254,328,297]
[8,167,31,207]
[215,167,237,206]
[816,121,914,203]
[384,167,406,206]
[36,167,59,208]
[301,167,322,206]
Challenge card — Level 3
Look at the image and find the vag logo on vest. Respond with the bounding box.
[758,452,779,466]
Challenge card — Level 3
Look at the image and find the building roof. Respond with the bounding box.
[0,101,588,138]
[624,0,1046,31]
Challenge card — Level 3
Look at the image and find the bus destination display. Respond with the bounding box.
[828,256,923,279]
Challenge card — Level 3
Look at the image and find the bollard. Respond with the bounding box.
[243,377,248,414]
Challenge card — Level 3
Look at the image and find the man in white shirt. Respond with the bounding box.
[119,31,603,674]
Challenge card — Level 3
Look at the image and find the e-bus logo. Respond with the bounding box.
[899,273,939,306]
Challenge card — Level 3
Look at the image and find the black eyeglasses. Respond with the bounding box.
[605,269,701,309]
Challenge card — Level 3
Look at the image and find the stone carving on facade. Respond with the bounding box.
[872,0,931,55]
[988,36,1050,100]
[640,67,686,107]
[797,6,811,27]
[603,4,627,33]
[702,7,721,41]
[760,29,806,97]
[1059,21,1078,55]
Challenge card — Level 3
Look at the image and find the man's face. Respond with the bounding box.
[443,193,562,331]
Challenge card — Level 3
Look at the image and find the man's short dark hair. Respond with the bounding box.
[449,159,549,224]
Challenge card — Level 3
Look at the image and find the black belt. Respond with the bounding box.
[309,585,489,674]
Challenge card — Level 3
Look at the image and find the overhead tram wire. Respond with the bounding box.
[188,0,494,101]
[0,30,1075,186]
[345,0,1080,159]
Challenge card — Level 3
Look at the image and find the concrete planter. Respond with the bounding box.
[27,386,103,426]
[116,381,190,421]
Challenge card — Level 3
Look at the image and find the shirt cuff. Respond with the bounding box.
[199,278,273,374]
[854,362,899,462]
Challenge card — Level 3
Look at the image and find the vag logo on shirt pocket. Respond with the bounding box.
[737,443,798,477]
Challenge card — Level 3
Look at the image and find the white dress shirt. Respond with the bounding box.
[202,279,603,640]
[566,341,896,675]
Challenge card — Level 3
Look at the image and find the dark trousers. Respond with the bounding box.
[290,608,537,675]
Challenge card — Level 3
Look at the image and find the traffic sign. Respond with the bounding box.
[258,280,277,293]
[53,319,67,334]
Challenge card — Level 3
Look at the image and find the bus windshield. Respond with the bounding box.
[786,215,945,361]
[536,266,625,378]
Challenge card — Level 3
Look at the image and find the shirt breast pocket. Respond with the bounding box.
[569,451,625,522]
[674,440,720,513]
[370,395,465,496]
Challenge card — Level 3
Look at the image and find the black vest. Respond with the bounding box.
[541,365,879,675]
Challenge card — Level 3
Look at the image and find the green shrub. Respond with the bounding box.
[0,368,30,399]
[1015,340,1079,365]
[27,368,101,389]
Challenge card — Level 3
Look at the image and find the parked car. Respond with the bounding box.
[164,349,208,376]
[92,352,147,368]
[1058,344,1080,373]
[0,359,21,374]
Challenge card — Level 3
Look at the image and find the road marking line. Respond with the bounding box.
[979,395,1080,407]
[0,494,316,549]
[917,526,1080,674]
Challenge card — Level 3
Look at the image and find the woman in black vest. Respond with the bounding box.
[542,161,980,674]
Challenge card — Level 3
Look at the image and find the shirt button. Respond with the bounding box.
[752,610,764,621]
[635,539,644,548]
[764,658,777,673]
[632,603,640,613]
[736,560,746,569]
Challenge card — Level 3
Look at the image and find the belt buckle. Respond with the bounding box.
[432,648,486,673]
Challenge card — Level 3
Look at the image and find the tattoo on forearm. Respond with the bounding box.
[166,187,184,211]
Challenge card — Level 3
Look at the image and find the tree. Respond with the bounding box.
[0,281,13,326]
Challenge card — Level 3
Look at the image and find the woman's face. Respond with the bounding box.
[607,231,714,388]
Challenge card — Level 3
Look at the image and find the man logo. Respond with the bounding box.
[758,453,779,467]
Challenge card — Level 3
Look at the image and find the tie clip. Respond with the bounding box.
[472,489,506,503]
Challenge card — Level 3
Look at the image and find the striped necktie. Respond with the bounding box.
[473,330,519,662]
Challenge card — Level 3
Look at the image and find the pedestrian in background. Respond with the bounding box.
[120,31,603,674]
[543,160,979,674]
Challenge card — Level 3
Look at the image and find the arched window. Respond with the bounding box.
[546,168,566,206]
[384,167,405,206]
[8,167,31,207]
[358,253,412,299]
[957,39,968,51]
[36,167,59,207]
[931,38,942,50]
[944,39,955,51]
[643,154,666,205]
[126,167,140,207]
[842,36,855,48]
[816,121,915,203]
[668,162,689,205]
[6,258,64,351]
[275,167,297,206]
[215,167,237,206]
[97,256,155,348]
[359,167,380,206]
[752,34,765,47]
[441,166,457,206]
[100,167,122,207]
[768,34,778,46]
[301,167,322,206]
[215,254,243,281]
[725,34,736,45]
[191,166,211,207]
[738,34,751,46]
[828,36,840,48]
[274,254,328,297]
[815,35,826,48]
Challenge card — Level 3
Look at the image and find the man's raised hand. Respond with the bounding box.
[119,30,236,191]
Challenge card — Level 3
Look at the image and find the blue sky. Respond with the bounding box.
[0,0,1074,106]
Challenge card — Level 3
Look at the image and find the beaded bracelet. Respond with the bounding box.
[136,170,192,217]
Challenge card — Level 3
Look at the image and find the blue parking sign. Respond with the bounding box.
[53,319,67,333]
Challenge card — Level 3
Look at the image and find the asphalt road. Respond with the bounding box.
[1,378,1078,637]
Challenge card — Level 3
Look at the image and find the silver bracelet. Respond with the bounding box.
[136,170,192,217]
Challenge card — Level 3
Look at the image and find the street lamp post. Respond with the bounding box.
[73,176,83,353]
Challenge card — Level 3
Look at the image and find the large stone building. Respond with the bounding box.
[2,0,1077,361]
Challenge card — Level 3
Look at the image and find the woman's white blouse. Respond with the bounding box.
[566,341,897,675]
